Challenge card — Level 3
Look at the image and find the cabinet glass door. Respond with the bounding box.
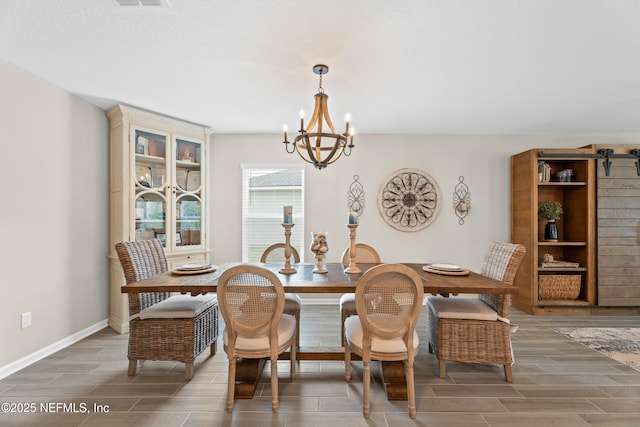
[134,129,168,246]
[173,137,203,249]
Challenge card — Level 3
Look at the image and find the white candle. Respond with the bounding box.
[283,206,293,224]
[349,211,358,224]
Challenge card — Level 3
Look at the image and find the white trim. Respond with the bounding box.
[240,162,304,170]
[0,319,109,380]
[301,297,430,306]
[300,297,340,305]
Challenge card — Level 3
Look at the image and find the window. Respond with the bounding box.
[242,165,305,262]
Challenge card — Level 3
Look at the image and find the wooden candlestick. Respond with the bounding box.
[344,223,361,274]
[280,223,297,274]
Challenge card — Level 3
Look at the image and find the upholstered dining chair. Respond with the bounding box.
[217,264,297,413]
[339,243,382,346]
[260,243,302,347]
[115,239,219,380]
[425,241,526,382]
[344,263,424,418]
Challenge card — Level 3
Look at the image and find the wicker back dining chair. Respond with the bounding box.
[339,243,382,346]
[260,243,301,263]
[115,239,219,380]
[260,244,302,347]
[344,263,424,418]
[425,241,526,382]
[217,264,297,413]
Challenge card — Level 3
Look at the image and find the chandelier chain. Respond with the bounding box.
[318,71,324,94]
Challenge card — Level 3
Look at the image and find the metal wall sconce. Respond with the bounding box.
[538,149,640,177]
[453,176,470,225]
[347,174,365,217]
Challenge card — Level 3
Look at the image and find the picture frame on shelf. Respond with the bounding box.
[155,232,166,245]
[186,171,201,191]
[136,136,149,155]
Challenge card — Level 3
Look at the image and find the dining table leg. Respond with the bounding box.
[233,359,265,399]
[233,351,409,400]
[381,361,409,400]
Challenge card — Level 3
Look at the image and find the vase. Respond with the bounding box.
[310,231,328,274]
[544,220,558,241]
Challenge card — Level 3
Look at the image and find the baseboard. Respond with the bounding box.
[301,297,430,305]
[0,319,108,380]
[301,297,340,305]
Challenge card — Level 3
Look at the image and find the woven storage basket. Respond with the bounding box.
[539,275,581,300]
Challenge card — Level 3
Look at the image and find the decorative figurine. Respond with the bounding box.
[310,231,329,274]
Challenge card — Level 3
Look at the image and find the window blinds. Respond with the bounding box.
[241,165,305,262]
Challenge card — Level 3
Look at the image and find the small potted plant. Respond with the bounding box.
[538,201,563,241]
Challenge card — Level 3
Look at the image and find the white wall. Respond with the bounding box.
[0,59,110,369]
[210,133,640,274]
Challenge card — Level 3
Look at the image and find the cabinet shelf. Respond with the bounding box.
[176,159,200,168]
[537,299,591,306]
[538,182,586,187]
[538,241,586,246]
[136,154,166,164]
[538,267,587,272]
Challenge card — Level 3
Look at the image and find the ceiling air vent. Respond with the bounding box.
[113,0,171,7]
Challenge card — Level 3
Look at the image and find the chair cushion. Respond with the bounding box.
[344,316,419,353]
[139,294,217,319]
[426,296,498,321]
[339,293,356,310]
[223,314,296,351]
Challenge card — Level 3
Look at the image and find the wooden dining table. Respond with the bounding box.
[121,261,518,400]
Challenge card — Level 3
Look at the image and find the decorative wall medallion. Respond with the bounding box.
[377,168,441,232]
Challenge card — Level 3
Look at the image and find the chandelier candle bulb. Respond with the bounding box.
[283,125,288,141]
[283,205,293,224]
[299,110,305,131]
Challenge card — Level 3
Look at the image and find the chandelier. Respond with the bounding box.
[283,64,354,170]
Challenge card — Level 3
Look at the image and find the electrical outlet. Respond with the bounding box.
[21,312,31,329]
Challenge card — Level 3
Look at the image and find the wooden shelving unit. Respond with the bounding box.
[511,148,596,314]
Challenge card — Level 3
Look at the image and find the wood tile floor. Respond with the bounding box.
[1,305,640,426]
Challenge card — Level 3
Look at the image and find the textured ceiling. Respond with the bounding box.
[1,0,640,134]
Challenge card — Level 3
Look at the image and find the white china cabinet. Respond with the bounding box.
[107,105,211,333]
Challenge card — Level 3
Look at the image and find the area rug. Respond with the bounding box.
[554,327,640,372]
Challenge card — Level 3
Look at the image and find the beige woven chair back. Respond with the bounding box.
[260,243,301,263]
[355,264,424,341]
[478,241,526,317]
[115,239,168,283]
[217,264,286,339]
[480,241,526,285]
[115,238,170,315]
[341,243,382,264]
